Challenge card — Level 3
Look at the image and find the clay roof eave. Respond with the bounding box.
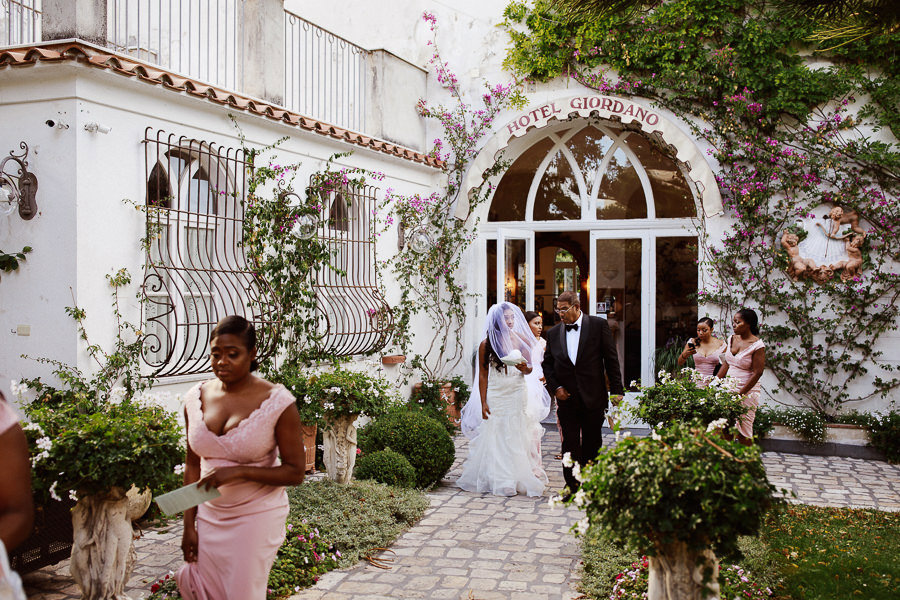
[0,40,445,170]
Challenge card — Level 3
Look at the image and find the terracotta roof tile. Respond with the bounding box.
[0,41,443,169]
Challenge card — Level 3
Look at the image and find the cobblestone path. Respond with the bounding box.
[22,428,900,599]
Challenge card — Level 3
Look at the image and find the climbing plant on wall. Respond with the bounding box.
[379,12,526,380]
[502,0,900,414]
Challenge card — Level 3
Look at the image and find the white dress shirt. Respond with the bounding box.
[565,313,584,365]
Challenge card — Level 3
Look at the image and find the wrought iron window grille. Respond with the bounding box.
[309,177,392,357]
[141,128,278,377]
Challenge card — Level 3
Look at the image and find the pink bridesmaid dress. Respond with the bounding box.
[177,382,295,600]
[693,341,727,381]
[720,336,765,438]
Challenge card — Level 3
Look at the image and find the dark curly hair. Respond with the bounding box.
[210,315,259,371]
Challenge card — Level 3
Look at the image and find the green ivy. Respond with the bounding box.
[0,245,31,281]
[502,0,900,415]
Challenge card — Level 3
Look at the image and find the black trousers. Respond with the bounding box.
[556,394,607,492]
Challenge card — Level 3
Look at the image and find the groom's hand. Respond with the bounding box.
[555,387,570,401]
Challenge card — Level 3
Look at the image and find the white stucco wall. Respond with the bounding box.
[0,61,442,412]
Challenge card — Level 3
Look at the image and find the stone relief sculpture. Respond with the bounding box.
[782,205,868,283]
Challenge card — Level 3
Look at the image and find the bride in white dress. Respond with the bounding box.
[457,302,551,497]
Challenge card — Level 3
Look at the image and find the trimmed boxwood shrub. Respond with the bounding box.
[354,448,417,488]
[358,407,455,488]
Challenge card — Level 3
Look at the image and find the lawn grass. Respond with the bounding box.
[757,504,900,599]
[580,504,900,599]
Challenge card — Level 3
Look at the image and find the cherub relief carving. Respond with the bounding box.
[781,230,814,281]
[784,205,869,284]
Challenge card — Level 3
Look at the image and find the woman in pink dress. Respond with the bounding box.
[716,309,766,445]
[177,316,306,600]
[677,317,727,381]
[0,391,33,554]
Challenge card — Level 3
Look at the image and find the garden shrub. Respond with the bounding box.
[768,407,827,444]
[288,479,428,567]
[354,448,417,488]
[605,556,775,599]
[867,411,900,463]
[357,407,455,488]
[632,369,747,429]
[568,420,779,560]
[267,520,339,597]
[753,406,777,440]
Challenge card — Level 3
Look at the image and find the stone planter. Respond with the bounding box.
[300,422,317,473]
[761,422,885,460]
[648,542,719,600]
[70,485,151,600]
[322,414,358,484]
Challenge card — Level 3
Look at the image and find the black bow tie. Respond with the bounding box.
[565,323,579,332]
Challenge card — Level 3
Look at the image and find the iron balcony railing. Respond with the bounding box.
[106,0,245,91]
[284,10,368,134]
[0,0,40,47]
[2,3,370,134]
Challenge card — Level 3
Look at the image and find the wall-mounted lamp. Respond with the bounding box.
[84,122,112,134]
[0,142,38,220]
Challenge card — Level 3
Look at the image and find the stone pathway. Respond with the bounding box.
[21,428,900,599]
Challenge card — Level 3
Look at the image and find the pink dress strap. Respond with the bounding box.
[0,398,21,435]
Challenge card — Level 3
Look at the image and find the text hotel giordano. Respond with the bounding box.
[506,96,660,135]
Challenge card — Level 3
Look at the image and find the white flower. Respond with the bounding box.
[572,488,588,508]
[622,431,632,438]
[36,436,53,451]
[323,402,335,411]
[572,462,584,483]
[629,380,639,389]
[23,421,44,436]
[10,379,29,399]
[707,418,729,433]
[68,490,78,502]
[417,398,425,404]
[304,396,312,404]
[49,481,61,501]
[650,431,662,441]
[109,386,128,405]
[174,463,185,475]
[574,518,589,536]
[561,452,574,468]
[31,450,49,466]
[327,386,342,394]
[548,494,565,509]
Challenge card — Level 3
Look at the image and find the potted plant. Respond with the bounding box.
[12,269,183,599]
[19,386,182,600]
[559,420,779,600]
[409,374,470,431]
[630,369,748,430]
[284,367,396,483]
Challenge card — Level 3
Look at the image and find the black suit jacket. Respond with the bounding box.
[542,314,625,412]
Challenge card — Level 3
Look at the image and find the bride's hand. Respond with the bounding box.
[514,362,532,375]
[481,402,491,420]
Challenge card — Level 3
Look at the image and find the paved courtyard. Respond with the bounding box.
[22,428,900,600]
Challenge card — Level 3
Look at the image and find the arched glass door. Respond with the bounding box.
[482,120,699,389]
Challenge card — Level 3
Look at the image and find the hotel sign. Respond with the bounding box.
[505,95,660,136]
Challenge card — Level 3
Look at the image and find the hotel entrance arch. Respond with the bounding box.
[479,118,702,389]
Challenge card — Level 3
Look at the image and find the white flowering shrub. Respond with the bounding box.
[630,368,748,431]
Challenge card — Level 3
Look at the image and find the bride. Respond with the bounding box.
[457,302,550,497]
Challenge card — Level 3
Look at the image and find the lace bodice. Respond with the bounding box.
[722,336,765,394]
[185,382,296,468]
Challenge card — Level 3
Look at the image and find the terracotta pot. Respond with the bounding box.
[412,381,460,426]
[440,383,460,425]
[300,423,318,473]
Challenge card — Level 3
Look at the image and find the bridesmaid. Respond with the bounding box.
[677,317,727,381]
[716,309,766,446]
[177,316,306,600]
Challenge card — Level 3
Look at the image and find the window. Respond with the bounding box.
[488,123,695,222]
[312,178,392,356]
[142,129,278,376]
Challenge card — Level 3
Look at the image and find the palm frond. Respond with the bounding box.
[546,0,663,22]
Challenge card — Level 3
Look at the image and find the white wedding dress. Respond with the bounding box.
[456,365,548,497]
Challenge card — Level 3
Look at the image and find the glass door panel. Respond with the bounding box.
[655,237,699,377]
[485,239,497,312]
[590,237,643,392]
[497,229,534,311]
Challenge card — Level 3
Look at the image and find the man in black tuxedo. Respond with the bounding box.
[542,291,624,495]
